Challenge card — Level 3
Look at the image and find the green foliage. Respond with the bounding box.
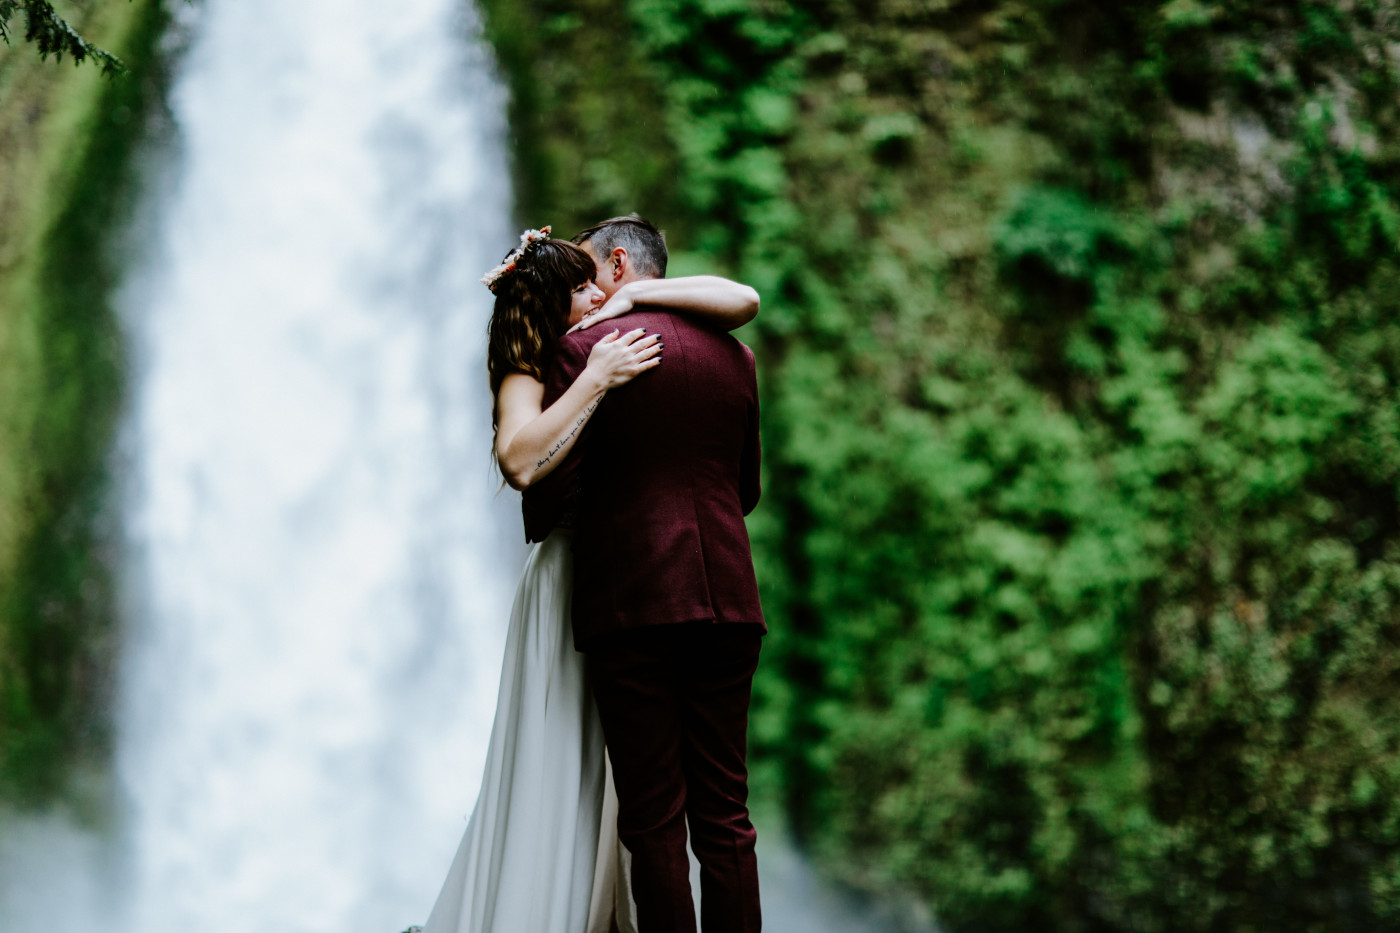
[0,0,128,76]
[0,0,167,802]
[473,0,686,245]
[480,0,1400,928]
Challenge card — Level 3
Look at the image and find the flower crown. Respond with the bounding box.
[480,226,552,292]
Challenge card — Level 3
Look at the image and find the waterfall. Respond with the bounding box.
[2,1,519,931]
[113,1,520,930]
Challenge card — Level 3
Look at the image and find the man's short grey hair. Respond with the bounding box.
[571,213,668,279]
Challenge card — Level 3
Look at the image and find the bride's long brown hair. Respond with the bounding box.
[486,237,597,428]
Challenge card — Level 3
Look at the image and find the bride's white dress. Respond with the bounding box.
[422,530,637,933]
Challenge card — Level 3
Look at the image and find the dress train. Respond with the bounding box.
[421,531,636,933]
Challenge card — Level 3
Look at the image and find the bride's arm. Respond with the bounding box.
[496,327,660,490]
[573,275,759,333]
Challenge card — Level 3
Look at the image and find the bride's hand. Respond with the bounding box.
[570,283,635,332]
[584,327,662,389]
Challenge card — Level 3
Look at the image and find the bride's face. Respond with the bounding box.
[568,279,606,326]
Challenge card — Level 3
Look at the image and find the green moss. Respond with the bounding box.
[482,1,1400,927]
[0,0,168,804]
[475,0,686,242]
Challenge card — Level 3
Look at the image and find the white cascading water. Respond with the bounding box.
[110,1,518,931]
[2,1,517,931]
[0,2,932,931]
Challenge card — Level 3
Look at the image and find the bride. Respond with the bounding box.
[414,225,758,933]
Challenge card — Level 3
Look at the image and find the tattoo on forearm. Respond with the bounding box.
[536,400,598,470]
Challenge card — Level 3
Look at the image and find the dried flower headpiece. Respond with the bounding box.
[480,225,552,292]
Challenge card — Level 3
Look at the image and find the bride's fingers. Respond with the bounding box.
[616,327,648,346]
[632,341,663,361]
[620,334,660,356]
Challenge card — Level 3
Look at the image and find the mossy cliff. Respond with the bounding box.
[0,0,166,802]
[478,2,1400,929]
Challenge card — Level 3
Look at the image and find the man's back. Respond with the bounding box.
[541,308,763,647]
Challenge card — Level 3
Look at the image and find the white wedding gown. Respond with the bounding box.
[421,530,638,933]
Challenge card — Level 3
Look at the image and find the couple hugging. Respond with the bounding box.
[416,215,765,933]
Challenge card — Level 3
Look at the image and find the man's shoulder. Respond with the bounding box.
[568,308,754,363]
[557,326,604,354]
[630,307,748,348]
[619,306,683,329]
[548,327,606,380]
[559,309,672,353]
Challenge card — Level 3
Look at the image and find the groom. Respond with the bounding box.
[534,214,765,932]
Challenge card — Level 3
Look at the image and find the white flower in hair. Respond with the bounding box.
[481,225,553,291]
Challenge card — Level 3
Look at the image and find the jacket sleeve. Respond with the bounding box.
[542,332,590,406]
[523,334,594,536]
[739,344,762,516]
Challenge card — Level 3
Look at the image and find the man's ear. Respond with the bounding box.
[610,247,629,282]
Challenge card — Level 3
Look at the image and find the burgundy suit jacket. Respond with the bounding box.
[523,308,764,649]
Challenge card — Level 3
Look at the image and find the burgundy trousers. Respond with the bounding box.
[587,622,764,933]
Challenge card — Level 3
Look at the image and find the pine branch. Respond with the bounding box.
[0,0,128,77]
